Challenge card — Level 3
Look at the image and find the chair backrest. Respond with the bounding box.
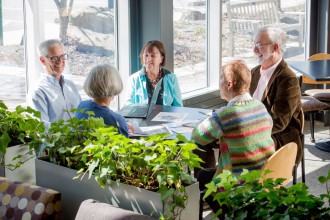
[302,53,330,84]
[260,142,298,186]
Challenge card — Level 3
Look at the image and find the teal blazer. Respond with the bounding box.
[125,68,183,106]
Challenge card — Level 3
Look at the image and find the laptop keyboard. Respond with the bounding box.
[129,106,148,117]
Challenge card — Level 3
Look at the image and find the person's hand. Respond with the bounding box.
[128,123,134,134]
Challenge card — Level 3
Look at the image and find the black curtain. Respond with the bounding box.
[306,0,330,56]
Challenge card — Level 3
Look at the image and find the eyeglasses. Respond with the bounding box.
[254,42,273,49]
[46,54,68,62]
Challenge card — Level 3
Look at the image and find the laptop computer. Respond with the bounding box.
[118,78,163,118]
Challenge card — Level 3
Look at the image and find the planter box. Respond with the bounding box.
[0,144,35,184]
[36,159,199,220]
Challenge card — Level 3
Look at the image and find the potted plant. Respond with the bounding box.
[0,100,45,183]
[203,169,330,219]
[35,110,203,220]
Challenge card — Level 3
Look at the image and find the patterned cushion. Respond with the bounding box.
[0,177,61,220]
[305,89,330,101]
[301,96,330,112]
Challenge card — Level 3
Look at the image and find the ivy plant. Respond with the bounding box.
[75,129,203,218]
[0,101,45,168]
[204,169,330,220]
[38,110,106,168]
[39,109,203,219]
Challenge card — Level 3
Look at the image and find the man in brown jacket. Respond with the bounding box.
[250,26,303,164]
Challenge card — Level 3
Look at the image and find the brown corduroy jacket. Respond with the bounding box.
[250,59,303,164]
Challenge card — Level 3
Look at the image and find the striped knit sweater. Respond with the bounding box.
[192,95,275,176]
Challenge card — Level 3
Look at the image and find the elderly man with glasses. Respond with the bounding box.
[250,26,303,165]
[27,39,81,128]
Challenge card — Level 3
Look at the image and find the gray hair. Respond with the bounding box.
[84,64,123,98]
[38,39,63,57]
[255,26,287,54]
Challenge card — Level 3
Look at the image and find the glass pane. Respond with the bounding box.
[222,0,306,67]
[0,0,25,110]
[43,0,117,108]
[173,0,207,93]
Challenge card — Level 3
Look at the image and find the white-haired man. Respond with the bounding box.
[250,26,302,164]
[27,39,81,127]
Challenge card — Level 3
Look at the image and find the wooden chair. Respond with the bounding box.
[300,53,330,142]
[303,53,330,92]
[199,142,298,218]
[300,96,330,142]
[304,53,330,101]
[260,142,297,186]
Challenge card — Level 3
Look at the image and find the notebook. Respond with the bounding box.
[118,78,163,118]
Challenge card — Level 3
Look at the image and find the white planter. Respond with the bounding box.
[0,144,35,184]
[36,159,200,220]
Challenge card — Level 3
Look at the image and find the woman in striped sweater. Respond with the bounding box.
[192,60,275,216]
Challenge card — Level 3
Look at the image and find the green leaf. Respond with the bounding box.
[100,167,109,178]
[203,181,217,199]
[0,132,11,154]
[144,153,157,161]
[318,176,327,184]
[176,133,188,142]
[88,159,99,179]
[160,188,175,202]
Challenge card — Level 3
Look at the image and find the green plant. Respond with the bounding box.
[204,169,330,219]
[0,101,45,167]
[38,111,106,168]
[39,110,203,219]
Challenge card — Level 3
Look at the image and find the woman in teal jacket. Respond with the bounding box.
[125,40,183,107]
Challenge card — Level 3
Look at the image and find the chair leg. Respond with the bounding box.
[301,149,306,183]
[199,192,205,220]
[310,113,315,142]
[293,164,297,185]
[301,134,306,183]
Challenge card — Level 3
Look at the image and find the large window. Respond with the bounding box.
[0,0,25,110]
[173,0,207,93]
[172,0,306,97]
[221,0,306,68]
[0,0,307,110]
[40,0,117,106]
[0,0,118,110]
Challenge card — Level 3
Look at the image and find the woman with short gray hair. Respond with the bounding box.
[75,64,130,137]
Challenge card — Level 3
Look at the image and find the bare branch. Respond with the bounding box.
[68,0,74,15]
[53,0,60,9]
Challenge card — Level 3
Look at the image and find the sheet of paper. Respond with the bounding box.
[152,112,189,122]
[126,118,143,125]
[171,126,194,134]
[198,110,212,116]
[166,120,202,129]
[129,125,172,136]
